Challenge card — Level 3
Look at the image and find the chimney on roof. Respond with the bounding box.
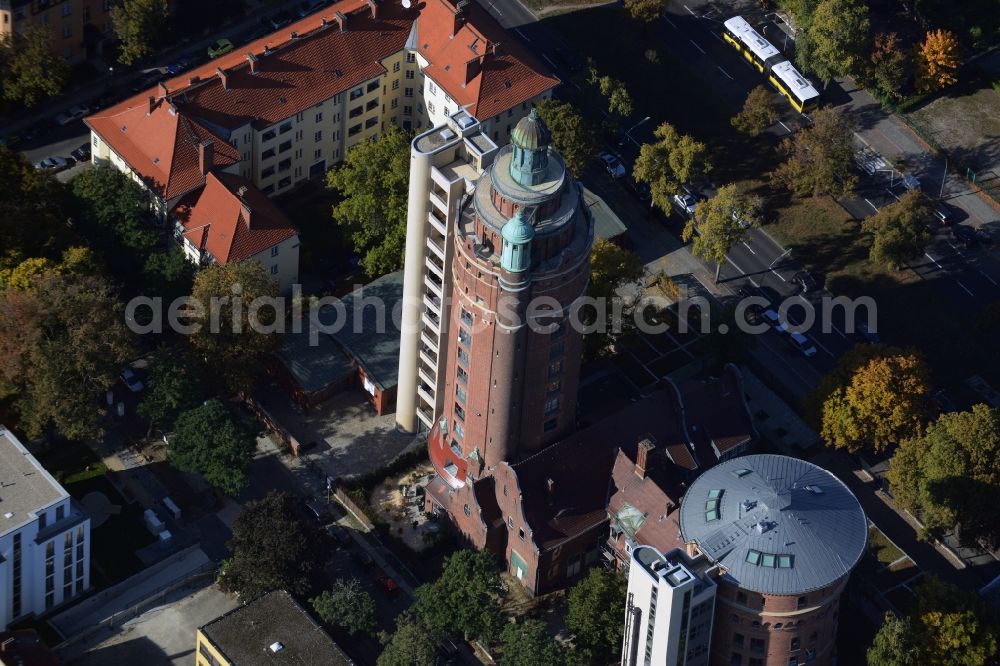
[237,186,253,227]
[452,0,468,36]
[635,439,655,480]
[545,477,554,494]
[366,0,378,19]
[247,52,258,75]
[334,10,347,31]
[198,140,214,176]
[217,67,228,90]
[147,95,155,115]
[158,82,168,98]
[464,56,482,84]
[1,637,15,652]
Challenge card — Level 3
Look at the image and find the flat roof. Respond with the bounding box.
[0,428,68,536]
[678,454,867,596]
[275,328,355,393]
[315,271,404,391]
[582,186,628,242]
[199,590,353,666]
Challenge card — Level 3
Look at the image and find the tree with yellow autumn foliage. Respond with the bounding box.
[916,29,961,93]
[820,352,930,453]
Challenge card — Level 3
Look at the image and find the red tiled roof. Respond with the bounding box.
[416,0,560,120]
[608,450,686,554]
[84,0,556,202]
[175,172,297,263]
[679,364,755,463]
[84,98,240,200]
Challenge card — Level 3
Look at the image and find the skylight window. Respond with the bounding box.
[761,553,776,568]
[732,468,752,478]
[805,485,823,494]
[745,549,761,565]
[706,509,719,522]
[777,555,793,568]
[705,499,719,512]
[707,489,723,499]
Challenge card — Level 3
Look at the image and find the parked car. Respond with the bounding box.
[854,322,880,344]
[933,206,953,226]
[672,193,697,216]
[55,105,91,126]
[267,10,294,30]
[207,38,235,59]
[131,69,166,93]
[353,549,375,569]
[297,0,327,17]
[599,152,626,179]
[119,368,144,392]
[791,270,818,293]
[34,156,70,172]
[788,331,817,357]
[952,224,979,248]
[375,574,401,598]
[762,309,788,335]
[166,53,197,75]
[328,525,352,547]
[70,142,92,162]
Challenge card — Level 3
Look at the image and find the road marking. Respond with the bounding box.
[924,252,943,269]
[864,198,879,213]
[830,323,847,338]
[725,256,759,287]
[542,53,557,69]
[664,16,677,28]
[770,268,787,282]
[957,281,974,297]
[684,4,697,16]
[742,241,756,255]
[514,28,528,41]
[689,40,706,54]
[981,271,999,287]
[717,66,734,80]
[777,121,791,134]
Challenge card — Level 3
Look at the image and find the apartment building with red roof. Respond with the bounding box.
[174,172,300,293]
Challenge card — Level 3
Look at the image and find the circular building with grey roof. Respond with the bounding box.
[679,454,867,666]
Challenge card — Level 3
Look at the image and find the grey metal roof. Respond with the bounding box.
[678,454,867,596]
[0,428,69,537]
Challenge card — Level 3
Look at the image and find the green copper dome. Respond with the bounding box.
[509,108,551,187]
[500,209,534,273]
[511,108,551,151]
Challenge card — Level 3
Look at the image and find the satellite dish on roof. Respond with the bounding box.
[402,0,411,7]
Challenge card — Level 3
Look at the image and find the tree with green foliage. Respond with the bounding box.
[189,261,279,394]
[633,122,712,217]
[168,400,256,496]
[596,75,632,118]
[0,147,72,270]
[867,614,918,666]
[565,568,627,664]
[771,107,857,197]
[535,99,599,175]
[0,26,68,106]
[862,190,932,270]
[377,613,439,666]
[413,549,503,642]
[141,247,197,303]
[327,125,410,277]
[500,618,567,666]
[806,0,871,81]
[111,0,169,65]
[731,86,779,137]
[0,246,100,291]
[682,183,763,282]
[623,0,665,23]
[0,272,134,439]
[584,238,645,356]
[311,578,378,636]
[868,577,999,666]
[887,404,1000,548]
[805,343,899,427]
[820,352,930,453]
[218,491,327,598]
[137,347,208,431]
[870,32,910,101]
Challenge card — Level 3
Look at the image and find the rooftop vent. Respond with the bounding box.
[3,512,13,519]
[269,642,284,653]
[740,499,756,513]
[804,485,823,494]
[440,128,456,141]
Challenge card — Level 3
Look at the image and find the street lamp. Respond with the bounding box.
[769,247,792,269]
[621,116,651,148]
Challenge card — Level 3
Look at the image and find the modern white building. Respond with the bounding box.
[0,428,91,630]
[395,109,498,433]
[622,546,717,666]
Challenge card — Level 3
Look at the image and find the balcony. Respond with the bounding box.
[417,383,435,406]
[420,331,438,353]
[426,236,445,261]
[418,366,435,388]
[416,406,434,429]
[419,348,437,370]
[424,272,443,296]
[425,254,444,279]
[428,209,447,236]
[422,311,441,331]
[425,293,442,315]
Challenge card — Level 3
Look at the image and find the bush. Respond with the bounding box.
[992,80,1000,96]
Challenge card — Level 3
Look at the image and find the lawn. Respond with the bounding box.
[868,525,904,566]
[35,440,108,488]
